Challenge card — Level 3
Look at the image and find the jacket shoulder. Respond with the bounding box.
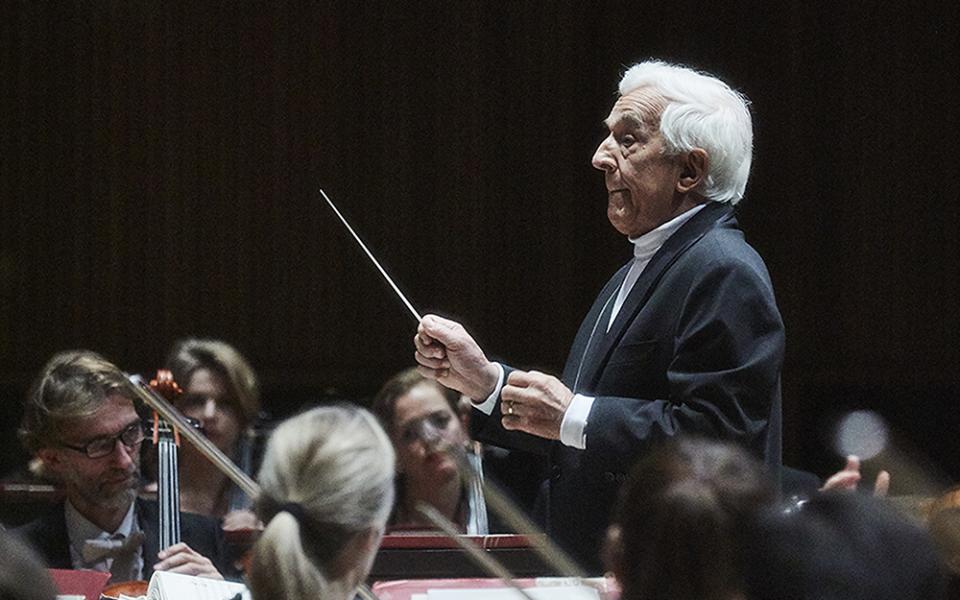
[11,503,71,567]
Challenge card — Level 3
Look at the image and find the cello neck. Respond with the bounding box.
[155,417,181,550]
[147,369,184,552]
[128,374,260,499]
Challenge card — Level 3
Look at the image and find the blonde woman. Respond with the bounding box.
[248,405,395,600]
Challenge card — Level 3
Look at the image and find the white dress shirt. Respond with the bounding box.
[66,498,143,580]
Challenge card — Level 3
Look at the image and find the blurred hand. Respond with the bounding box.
[820,455,890,496]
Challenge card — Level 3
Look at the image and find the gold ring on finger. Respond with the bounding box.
[506,402,514,415]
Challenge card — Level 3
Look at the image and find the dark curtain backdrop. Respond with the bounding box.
[2,2,958,487]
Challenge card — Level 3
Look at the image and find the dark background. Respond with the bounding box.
[1,2,957,491]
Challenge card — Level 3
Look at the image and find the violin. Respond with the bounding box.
[100,370,184,600]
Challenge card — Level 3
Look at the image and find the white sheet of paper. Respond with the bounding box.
[147,571,248,600]
[426,585,600,600]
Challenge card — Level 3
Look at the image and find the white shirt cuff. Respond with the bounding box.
[559,394,594,449]
[472,363,504,415]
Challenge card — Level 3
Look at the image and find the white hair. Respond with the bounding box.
[249,405,395,600]
[619,60,753,204]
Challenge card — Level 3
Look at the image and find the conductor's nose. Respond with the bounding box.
[592,136,616,173]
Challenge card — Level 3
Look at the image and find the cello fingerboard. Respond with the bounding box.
[157,424,182,550]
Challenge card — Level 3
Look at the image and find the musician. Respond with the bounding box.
[163,338,261,528]
[372,368,485,533]
[14,350,226,583]
[248,405,394,600]
[415,60,784,570]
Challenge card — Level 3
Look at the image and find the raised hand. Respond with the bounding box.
[414,315,500,402]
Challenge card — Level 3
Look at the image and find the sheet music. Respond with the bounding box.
[115,571,248,600]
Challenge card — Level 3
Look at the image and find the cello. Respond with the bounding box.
[121,371,386,600]
[100,370,186,600]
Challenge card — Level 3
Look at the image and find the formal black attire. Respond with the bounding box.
[471,202,785,572]
[13,497,227,580]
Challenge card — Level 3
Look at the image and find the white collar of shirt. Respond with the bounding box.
[65,498,138,569]
[608,203,708,331]
[554,203,713,451]
[628,203,707,260]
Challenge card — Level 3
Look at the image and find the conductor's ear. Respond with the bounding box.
[676,148,708,194]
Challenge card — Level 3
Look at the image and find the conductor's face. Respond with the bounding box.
[592,87,686,238]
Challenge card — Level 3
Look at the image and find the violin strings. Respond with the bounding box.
[319,188,423,323]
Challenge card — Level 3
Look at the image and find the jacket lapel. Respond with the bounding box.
[561,260,631,389]
[576,202,735,392]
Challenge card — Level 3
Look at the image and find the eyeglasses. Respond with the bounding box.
[59,421,145,459]
[398,411,455,445]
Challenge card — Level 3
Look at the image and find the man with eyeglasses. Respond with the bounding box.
[13,350,225,584]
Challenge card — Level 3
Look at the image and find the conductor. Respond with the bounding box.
[415,60,785,571]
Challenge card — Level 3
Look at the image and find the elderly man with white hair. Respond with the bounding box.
[415,60,784,571]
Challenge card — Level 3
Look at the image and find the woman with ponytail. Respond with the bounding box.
[247,405,395,600]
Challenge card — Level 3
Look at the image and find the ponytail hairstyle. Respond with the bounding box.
[249,405,395,600]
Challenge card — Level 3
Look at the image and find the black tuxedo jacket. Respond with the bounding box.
[13,497,227,581]
[471,202,785,572]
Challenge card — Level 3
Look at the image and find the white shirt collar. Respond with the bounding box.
[606,203,711,333]
[628,203,708,262]
[65,498,137,565]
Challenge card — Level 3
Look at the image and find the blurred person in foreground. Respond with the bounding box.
[604,437,773,600]
[745,492,947,600]
[0,529,57,600]
[247,405,394,600]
